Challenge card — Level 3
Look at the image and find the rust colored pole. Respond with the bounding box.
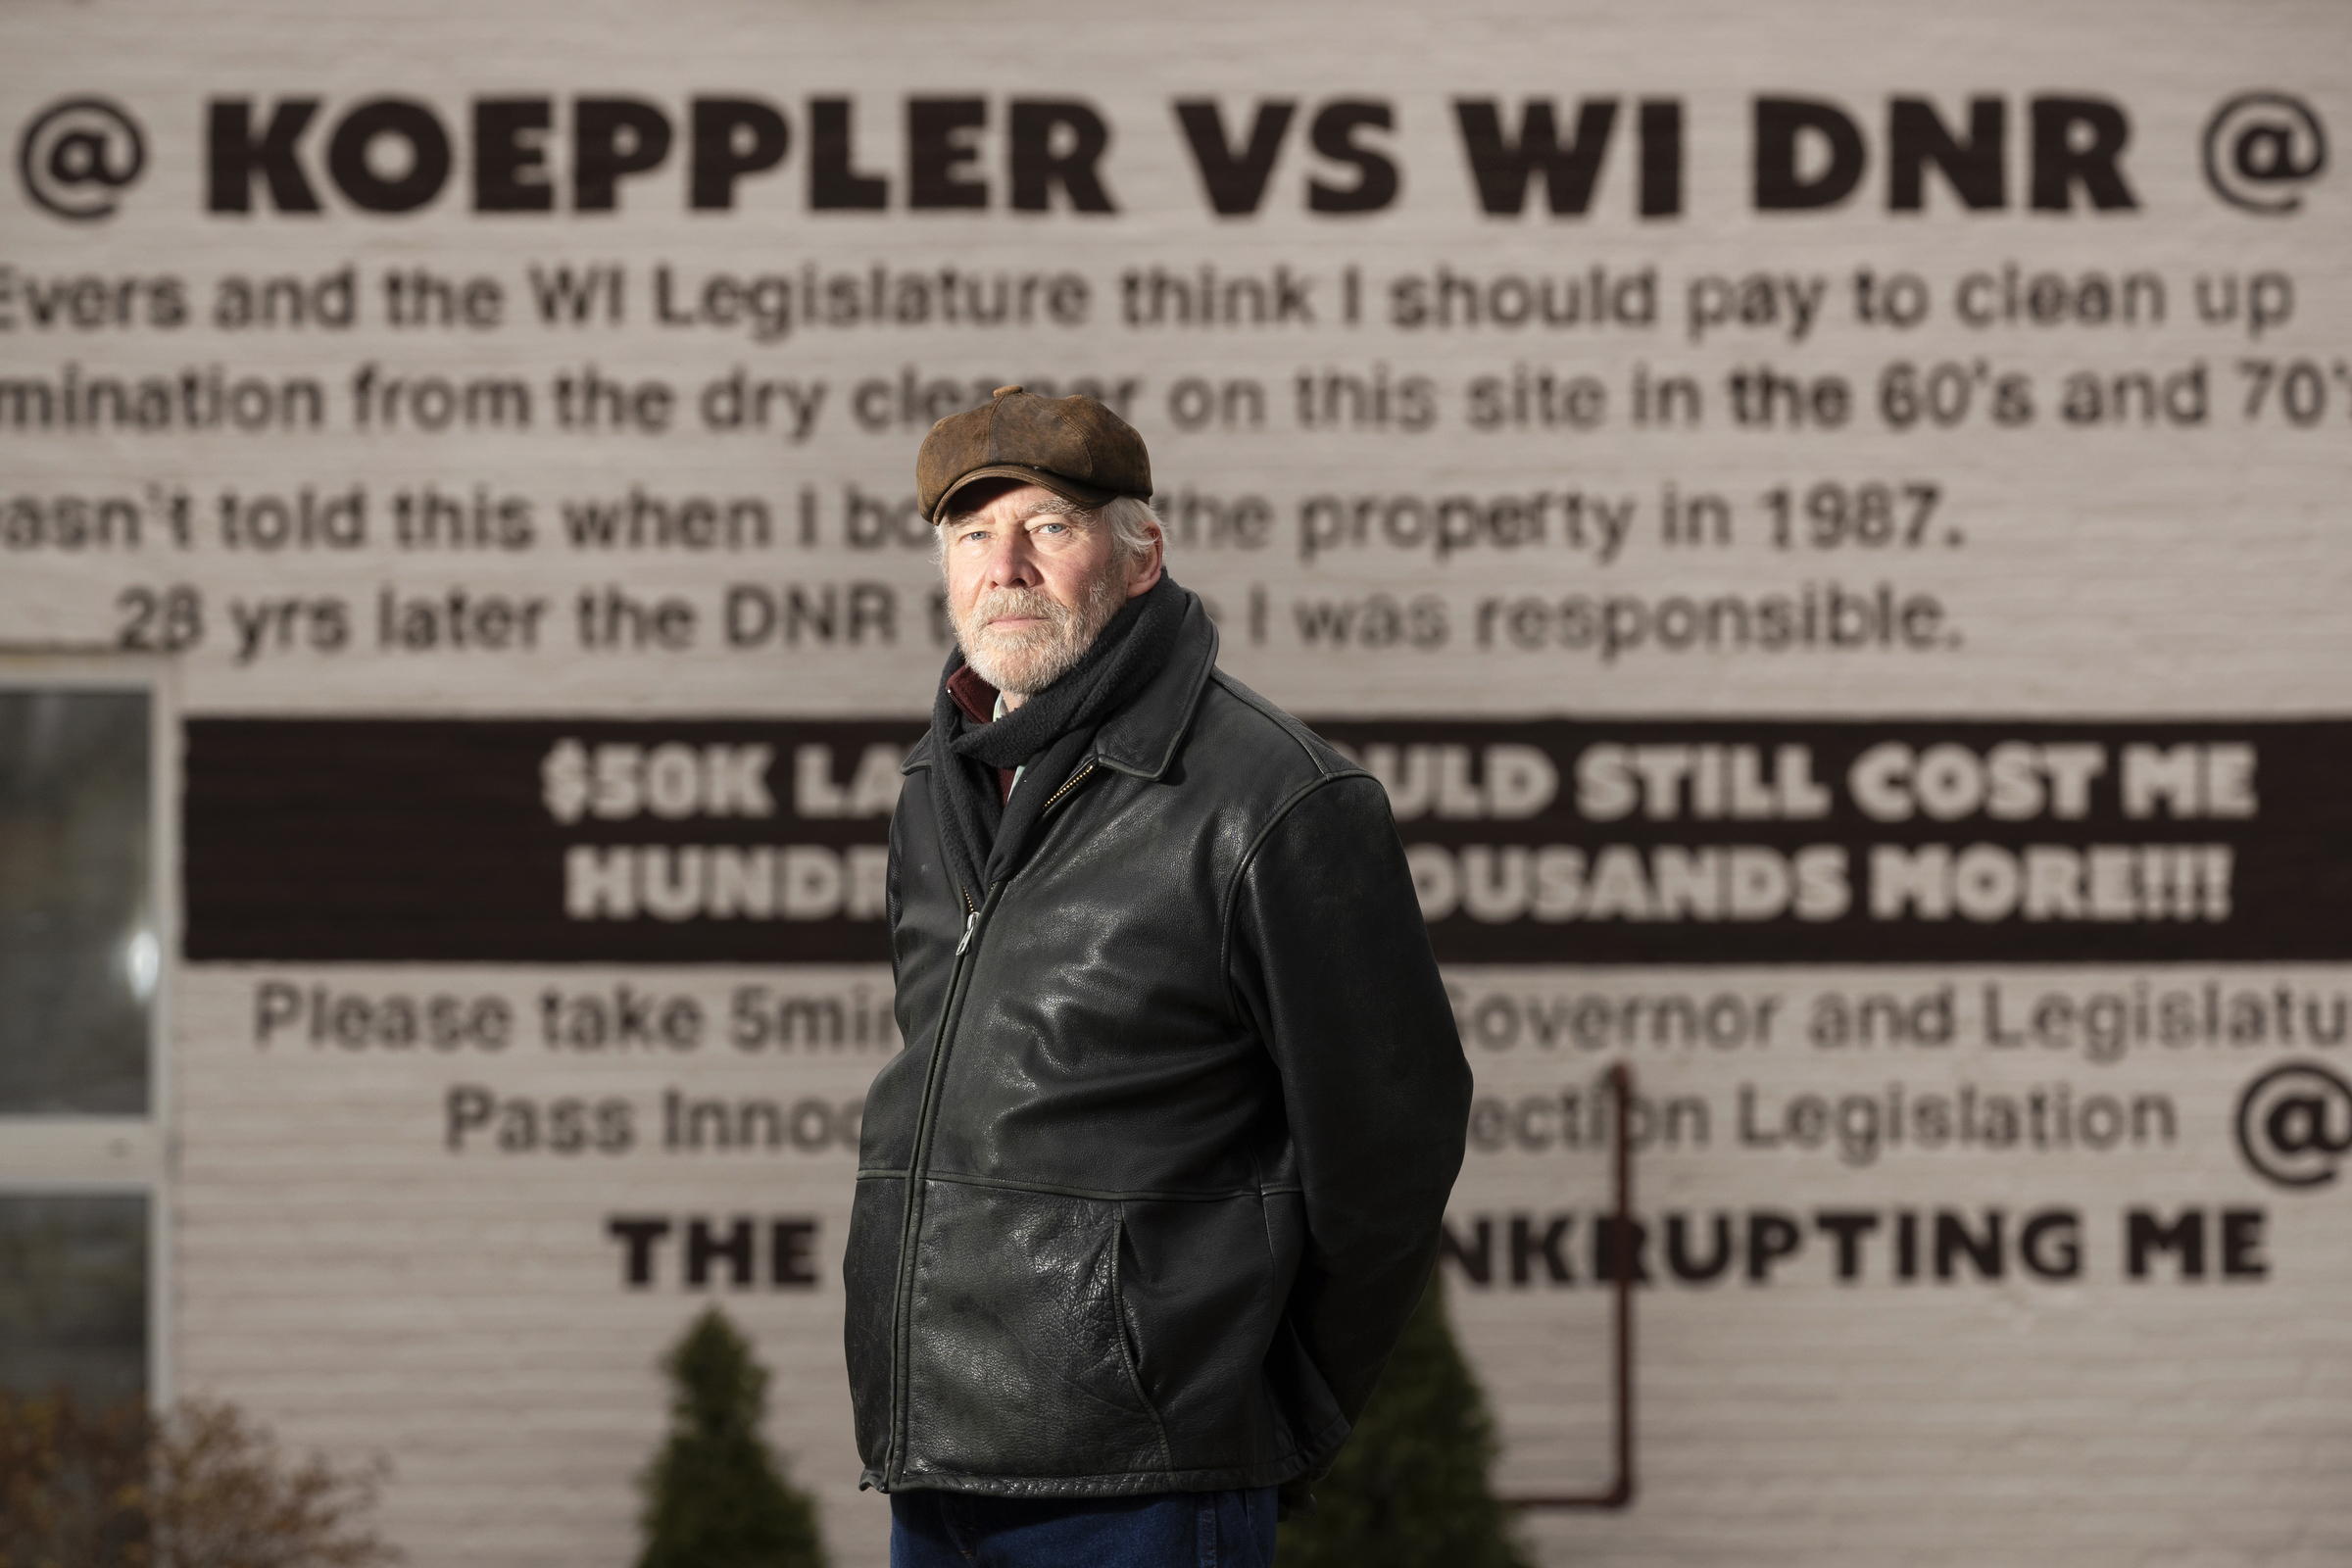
[1503,1058,1635,1510]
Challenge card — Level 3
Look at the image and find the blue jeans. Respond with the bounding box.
[889,1487,1278,1568]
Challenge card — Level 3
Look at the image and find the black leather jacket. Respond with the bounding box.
[846,595,1471,1497]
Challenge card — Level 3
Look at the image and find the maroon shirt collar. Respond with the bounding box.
[947,663,1000,726]
[945,663,1018,804]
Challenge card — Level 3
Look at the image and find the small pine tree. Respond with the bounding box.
[637,1307,826,1568]
[1278,1269,1533,1568]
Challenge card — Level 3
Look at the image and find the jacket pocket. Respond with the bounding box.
[1118,1192,1311,1469]
[1106,1214,1158,1428]
[901,1178,1172,1481]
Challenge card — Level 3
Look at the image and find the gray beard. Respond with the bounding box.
[956,561,1128,697]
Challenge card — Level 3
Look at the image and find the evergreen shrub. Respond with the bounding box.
[636,1307,825,1568]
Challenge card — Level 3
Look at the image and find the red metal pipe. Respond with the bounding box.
[1502,1058,1636,1510]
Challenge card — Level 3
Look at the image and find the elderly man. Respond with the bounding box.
[846,386,1470,1567]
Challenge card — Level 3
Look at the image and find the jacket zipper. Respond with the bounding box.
[884,879,998,1486]
[881,759,1099,1486]
[1040,760,1098,815]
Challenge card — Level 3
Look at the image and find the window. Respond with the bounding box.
[0,669,168,1412]
[1,689,153,1115]
[0,1192,149,1408]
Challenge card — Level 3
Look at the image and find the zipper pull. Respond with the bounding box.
[955,909,979,956]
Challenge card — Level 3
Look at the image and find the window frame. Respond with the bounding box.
[0,652,175,1407]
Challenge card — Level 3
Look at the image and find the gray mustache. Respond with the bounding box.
[970,590,1076,633]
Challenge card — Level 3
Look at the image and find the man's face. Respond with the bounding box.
[940,482,1160,700]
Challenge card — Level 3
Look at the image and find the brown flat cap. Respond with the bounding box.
[917,385,1153,521]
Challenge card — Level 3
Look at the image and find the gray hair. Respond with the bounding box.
[934,492,1163,565]
[1097,495,1163,560]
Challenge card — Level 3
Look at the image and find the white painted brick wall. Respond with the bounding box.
[3,1,2347,1562]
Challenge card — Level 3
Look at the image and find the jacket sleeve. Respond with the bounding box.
[1226,771,1473,1427]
